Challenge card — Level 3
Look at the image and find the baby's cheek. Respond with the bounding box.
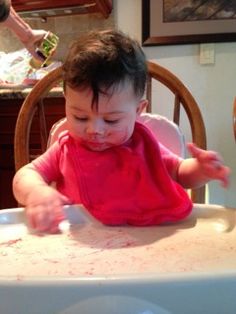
[124,124,135,138]
[69,126,83,139]
[113,126,133,143]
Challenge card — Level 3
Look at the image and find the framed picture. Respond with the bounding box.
[142,0,236,46]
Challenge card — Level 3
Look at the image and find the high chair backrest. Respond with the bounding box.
[14,61,207,203]
[138,113,186,157]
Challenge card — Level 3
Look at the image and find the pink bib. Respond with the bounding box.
[63,122,192,225]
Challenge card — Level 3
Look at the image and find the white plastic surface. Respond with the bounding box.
[137,113,186,157]
[0,204,236,313]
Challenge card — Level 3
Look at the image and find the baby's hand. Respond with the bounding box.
[187,143,230,188]
[25,185,70,233]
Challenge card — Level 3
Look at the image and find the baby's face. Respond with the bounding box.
[65,84,146,151]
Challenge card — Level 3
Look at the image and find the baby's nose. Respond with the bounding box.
[87,120,105,135]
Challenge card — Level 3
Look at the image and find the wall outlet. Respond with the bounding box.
[199,43,215,64]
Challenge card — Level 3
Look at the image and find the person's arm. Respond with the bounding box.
[13,164,70,232]
[2,5,47,59]
[177,143,230,189]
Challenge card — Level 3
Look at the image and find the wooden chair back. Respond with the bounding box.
[14,61,207,203]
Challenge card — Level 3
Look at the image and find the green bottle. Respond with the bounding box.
[30,31,59,69]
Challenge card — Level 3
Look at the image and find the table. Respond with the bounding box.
[0,204,236,314]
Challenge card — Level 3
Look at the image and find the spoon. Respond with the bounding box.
[63,204,100,225]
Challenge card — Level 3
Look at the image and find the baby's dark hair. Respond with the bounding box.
[62,29,147,109]
[0,0,10,22]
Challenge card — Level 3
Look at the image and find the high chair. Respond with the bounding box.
[14,61,207,203]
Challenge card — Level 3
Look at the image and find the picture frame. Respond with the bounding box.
[142,0,236,46]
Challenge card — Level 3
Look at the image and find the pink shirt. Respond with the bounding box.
[32,122,192,225]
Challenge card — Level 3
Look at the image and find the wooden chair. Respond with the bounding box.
[14,61,207,203]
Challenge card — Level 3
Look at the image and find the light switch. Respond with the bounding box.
[199,43,215,64]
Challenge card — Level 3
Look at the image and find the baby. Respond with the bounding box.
[13,30,230,233]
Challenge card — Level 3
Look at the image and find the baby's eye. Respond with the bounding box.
[104,119,119,124]
[75,116,88,122]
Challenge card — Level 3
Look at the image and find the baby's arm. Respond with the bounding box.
[13,164,70,233]
[177,143,230,189]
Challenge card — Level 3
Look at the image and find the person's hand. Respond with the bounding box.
[187,143,230,188]
[2,6,48,60]
[22,29,47,60]
[25,185,71,233]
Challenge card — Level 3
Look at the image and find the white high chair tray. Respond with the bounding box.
[0,204,236,314]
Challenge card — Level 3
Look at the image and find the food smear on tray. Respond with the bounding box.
[1,219,236,279]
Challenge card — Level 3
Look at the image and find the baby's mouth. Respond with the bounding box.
[84,140,108,151]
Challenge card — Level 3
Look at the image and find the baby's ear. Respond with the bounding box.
[136,99,148,115]
[62,82,67,97]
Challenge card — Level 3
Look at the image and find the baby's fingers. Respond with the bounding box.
[218,165,231,188]
[187,143,222,163]
[26,206,50,231]
[187,143,203,158]
[26,203,65,233]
